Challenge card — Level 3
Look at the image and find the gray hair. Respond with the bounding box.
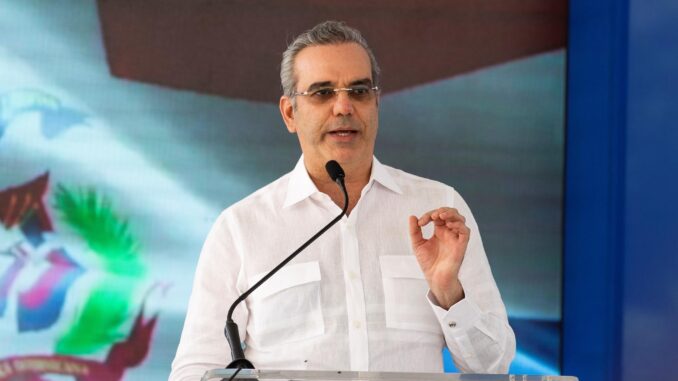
[280,20,381,98]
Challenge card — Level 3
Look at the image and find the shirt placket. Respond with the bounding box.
[340,216,369,371]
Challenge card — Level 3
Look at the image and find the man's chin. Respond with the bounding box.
[327,150,373,168]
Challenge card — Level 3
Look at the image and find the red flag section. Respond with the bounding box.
[0,173,52,232]
[97,0,567,103]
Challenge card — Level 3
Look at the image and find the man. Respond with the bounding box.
[170,21,515,380]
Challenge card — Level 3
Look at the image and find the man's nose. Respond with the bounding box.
[332,91,354,116]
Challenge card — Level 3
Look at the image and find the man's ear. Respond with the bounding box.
[279,96,296,133]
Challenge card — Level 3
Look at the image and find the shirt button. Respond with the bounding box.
[352,320,362,329]
[349,271,359,280]
[448,321,457,328]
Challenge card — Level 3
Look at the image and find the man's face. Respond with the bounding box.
[279,43,379,174]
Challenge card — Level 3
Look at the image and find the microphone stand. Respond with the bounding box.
[223,161,348,375]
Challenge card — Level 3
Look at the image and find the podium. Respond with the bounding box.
[201,369,578,381]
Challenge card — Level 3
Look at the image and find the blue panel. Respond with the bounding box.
[563,0,627,380]
[622,0,678,378]
[566,0,678,380]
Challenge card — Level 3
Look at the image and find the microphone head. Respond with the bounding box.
[325,160,345,183]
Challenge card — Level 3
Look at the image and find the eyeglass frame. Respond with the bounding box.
[290,85,381,101]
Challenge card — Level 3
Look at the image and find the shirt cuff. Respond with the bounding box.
[426,289,482,333]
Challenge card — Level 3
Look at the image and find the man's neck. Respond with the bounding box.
[306,158,372,215]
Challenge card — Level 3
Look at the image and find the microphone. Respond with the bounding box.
[224,160,349,370]
[325,160,345,184]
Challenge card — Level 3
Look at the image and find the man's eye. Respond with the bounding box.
[312,89,335,97]
[351,87,370,95]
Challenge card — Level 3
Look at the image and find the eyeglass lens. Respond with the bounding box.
[307,86,377,103]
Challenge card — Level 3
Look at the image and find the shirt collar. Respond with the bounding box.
[283,155,402,209]
[283,156,318,208]
[370,156,403,195]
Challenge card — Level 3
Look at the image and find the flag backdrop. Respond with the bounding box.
[0,1,566,379]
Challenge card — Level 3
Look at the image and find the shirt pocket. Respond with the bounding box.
[247,261,324,347]
[379,255,440,334]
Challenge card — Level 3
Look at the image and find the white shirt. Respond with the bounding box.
[170,157,515,380]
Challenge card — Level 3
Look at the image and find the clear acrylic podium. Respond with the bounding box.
[201,369,578,381]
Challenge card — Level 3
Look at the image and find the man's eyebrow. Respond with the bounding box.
[349,78,373,87]
[306,81,333,91]
[304,78,373,91]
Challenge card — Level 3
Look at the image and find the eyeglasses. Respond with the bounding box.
[292,85,380,104]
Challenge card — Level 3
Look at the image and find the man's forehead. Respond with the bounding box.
[293,43,372,88]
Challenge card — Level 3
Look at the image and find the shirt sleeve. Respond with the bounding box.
[169,210,248,381]
[426,189,516,373]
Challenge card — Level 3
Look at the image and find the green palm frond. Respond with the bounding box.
[56,273,140,355]
[53,184,145,276]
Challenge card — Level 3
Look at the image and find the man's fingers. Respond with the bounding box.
[439,208,465,223]
[418,207,465,226]
[418,208,447,226]
[445,221,471,236]
[408,215,426,247]
[417,211,433,226]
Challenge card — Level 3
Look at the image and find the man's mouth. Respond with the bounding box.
[328,130,358,137]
